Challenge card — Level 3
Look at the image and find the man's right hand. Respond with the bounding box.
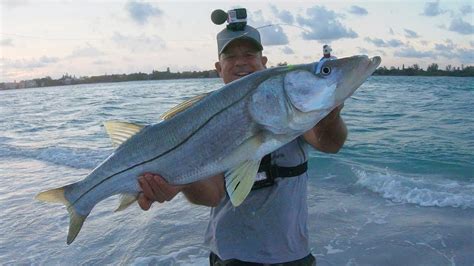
[137,173,184,211]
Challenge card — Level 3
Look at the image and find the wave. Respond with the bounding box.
[132,246,208,266]
[354,168,474,209]
[0,143,108,169]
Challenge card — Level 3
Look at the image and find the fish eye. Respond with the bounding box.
[321,66,331,76]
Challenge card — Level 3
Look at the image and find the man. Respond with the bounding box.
[137,24,347,265]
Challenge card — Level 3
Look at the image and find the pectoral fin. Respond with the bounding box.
[115,194,138,212]
[160,92,210,120]
[225,160,260,207]
[103,121,145,147]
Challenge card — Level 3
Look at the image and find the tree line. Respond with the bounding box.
[1,63,473,90]
[373,63,474,77]
[31,69,219,88]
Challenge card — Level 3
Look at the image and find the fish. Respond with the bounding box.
[36,55,381,244]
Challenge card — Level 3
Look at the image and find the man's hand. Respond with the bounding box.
[303,103,347,153]
[317,103,344,129]
[137,173,183,211]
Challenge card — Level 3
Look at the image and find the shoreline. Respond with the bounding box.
[2,74,473,91]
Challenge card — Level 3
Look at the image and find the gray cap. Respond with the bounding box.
[217,25,263,55]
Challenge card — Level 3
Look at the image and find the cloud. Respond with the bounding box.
[67,43,104,58]
[281,46,294,55]
[356,47,386,56]
[448,18,474,35]
[1,0,29,8]
[436,40,472,63]
[364,37,385,47]
[92,60,111,65]
[38,56,58,64]
[0,39,14,47]
[421,0,446,16]
[456,48,474,64]
[125,0,163,25]
[460,5,472,15]
[249,10,289,46]
[404,29,420,38]
[297,6,358,41]
[270,5,294,24]
[365,37,403,48]
[434,39,456,51]
[470,41,474,47]
[112,32,166,52]
[357,47,369,54]
[430,39,473,63]
[260,26,289,46]
[394,47,436,58]
[433,46,474,64]
[387,39,404,47]
[348,5,368,16]
[3,56,59,69]
[389,28,394,35]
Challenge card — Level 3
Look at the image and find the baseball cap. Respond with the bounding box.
[216,25,263,55]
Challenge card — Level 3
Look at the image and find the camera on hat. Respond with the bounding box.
[211,8,247,31]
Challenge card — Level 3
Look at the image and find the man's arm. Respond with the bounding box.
[137,173,225,210]
[303,104,348,153]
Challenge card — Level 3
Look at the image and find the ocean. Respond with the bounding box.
[0,76,473,265]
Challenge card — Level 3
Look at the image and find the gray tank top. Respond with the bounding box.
[204,137,310,263]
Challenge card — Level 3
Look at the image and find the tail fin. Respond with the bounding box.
[36,187,88,245]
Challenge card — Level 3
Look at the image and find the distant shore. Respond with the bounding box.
[1,63,472,91]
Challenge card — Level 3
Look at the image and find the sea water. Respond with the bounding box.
[0,76,473,265]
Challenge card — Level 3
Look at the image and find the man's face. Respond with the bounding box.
[215,39,268,84]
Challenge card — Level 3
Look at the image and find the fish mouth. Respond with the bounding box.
[369,56,382,71]
[334,55,382,104]
[359,56,382,83]
[357,55,381,78]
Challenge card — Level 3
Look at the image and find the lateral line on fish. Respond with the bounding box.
[69,82,266,207]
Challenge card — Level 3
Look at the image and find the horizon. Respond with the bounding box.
[3,60,472,85]
[1,0,473,83]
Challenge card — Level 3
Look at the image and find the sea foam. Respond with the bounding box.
[354,168,474,209]
[0,143,107,169]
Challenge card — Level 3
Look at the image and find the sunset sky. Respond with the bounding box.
[1,0,473,82]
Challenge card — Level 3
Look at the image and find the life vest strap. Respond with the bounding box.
[252,154,308,190]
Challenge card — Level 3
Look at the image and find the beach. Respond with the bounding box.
[1,77,473,265]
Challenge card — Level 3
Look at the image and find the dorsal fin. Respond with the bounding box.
[160,92,210,120]
[103,121,145,148]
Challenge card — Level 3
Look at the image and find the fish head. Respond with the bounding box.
[284,55,381,113]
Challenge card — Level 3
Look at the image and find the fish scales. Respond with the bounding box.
[64,67,296,211]
[35,56,381,244]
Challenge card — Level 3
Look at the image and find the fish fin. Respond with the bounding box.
[103,121,145,148]
[67,208,87,245]
[114,194,138,212]
[36,186,88,245]
[160,92,210,120]
[224,160,260,207]
[35,187,69,205]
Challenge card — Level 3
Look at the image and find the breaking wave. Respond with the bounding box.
[132,246,208,266]
[354,168,474,209]
[0,143,107,169]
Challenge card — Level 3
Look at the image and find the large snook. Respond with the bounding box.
[36,55,381,244]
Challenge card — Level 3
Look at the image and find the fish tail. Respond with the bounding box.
[36,186,88,245]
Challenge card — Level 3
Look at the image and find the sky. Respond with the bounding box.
[1,0,473,82]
